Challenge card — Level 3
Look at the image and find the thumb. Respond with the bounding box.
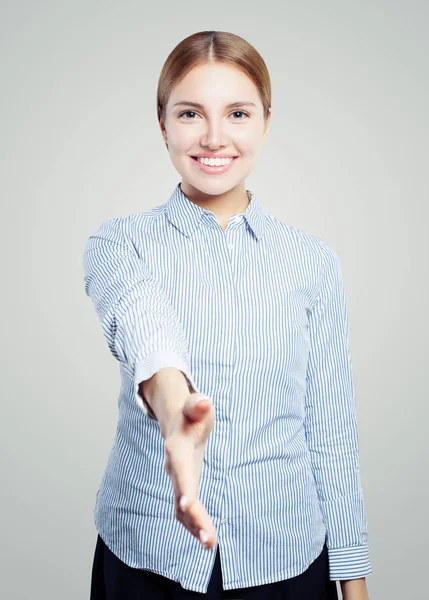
[182,393,211,421]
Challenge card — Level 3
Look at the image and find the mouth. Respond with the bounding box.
[190,155,238,175]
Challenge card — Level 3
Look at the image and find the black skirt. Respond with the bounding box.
[90,533,339,599]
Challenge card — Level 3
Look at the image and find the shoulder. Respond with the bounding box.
[87,203,168,245]
[264,212,340,269]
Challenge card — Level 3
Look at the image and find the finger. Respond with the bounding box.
[178,497,217,547]
[179,510,217,549]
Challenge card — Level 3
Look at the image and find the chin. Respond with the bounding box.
[184,177,243,197]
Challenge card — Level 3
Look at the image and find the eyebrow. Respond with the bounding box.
[172,101,257,109]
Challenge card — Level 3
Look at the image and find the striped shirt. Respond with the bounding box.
[83,182,372,593]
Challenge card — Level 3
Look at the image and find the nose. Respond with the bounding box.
[200,120,227,150]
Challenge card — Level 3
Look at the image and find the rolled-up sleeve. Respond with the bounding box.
[83,216,198,419]
[304,241,372,580]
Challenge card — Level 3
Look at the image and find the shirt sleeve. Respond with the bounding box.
[304,241,372,581]
[83,216,199,419]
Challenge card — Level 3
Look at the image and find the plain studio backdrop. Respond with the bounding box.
[1,1,427,598]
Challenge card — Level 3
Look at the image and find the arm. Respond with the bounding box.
[140,367,194,439]
[304,241,372,583]
[340,578,370,599]
[83,216,199,419]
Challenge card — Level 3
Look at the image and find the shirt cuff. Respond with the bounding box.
[327,543,372,580]
[134,350,199,419]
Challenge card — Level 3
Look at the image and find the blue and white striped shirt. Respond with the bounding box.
[83,182,372,593]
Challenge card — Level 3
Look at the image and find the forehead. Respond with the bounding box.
[168,63,259,105]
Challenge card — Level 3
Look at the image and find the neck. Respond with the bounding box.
[180,181,250,220]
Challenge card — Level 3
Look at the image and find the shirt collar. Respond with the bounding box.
[166,182,266,241]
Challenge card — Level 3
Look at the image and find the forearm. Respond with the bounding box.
[340,577,370,599]
[140,367,191,439]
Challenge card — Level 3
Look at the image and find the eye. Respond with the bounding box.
[177,111,200,119]
[230,110,250,119]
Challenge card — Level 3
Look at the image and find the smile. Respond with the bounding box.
[190,156,238,174]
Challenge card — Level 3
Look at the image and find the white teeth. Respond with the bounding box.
[197,157,234,166]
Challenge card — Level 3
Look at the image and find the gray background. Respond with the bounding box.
[1,1,427,598]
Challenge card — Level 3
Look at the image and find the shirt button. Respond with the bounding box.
[228,244,234,250]
[221,517,228,523]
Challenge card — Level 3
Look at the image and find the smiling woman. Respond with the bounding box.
[154,31,272,218]
[87,29,371,600]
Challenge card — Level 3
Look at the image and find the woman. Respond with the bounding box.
[85,30,372,599]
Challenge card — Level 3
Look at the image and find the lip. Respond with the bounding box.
[191,153,238,158]
[191,155,238,175]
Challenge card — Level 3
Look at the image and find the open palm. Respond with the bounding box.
[163,394,217,549]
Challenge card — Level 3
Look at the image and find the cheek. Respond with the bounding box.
[232,127,262,149]
[168,126,197,149]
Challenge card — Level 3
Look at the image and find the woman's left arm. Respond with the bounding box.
[304,240,372,593]
[340,577,370,600]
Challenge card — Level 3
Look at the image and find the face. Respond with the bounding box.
[161,62,271,200]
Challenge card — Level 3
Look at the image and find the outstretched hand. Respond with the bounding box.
[163,393,217,549]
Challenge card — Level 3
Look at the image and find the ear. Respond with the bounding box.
[263,108,272,137]
[159,120,168,147]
